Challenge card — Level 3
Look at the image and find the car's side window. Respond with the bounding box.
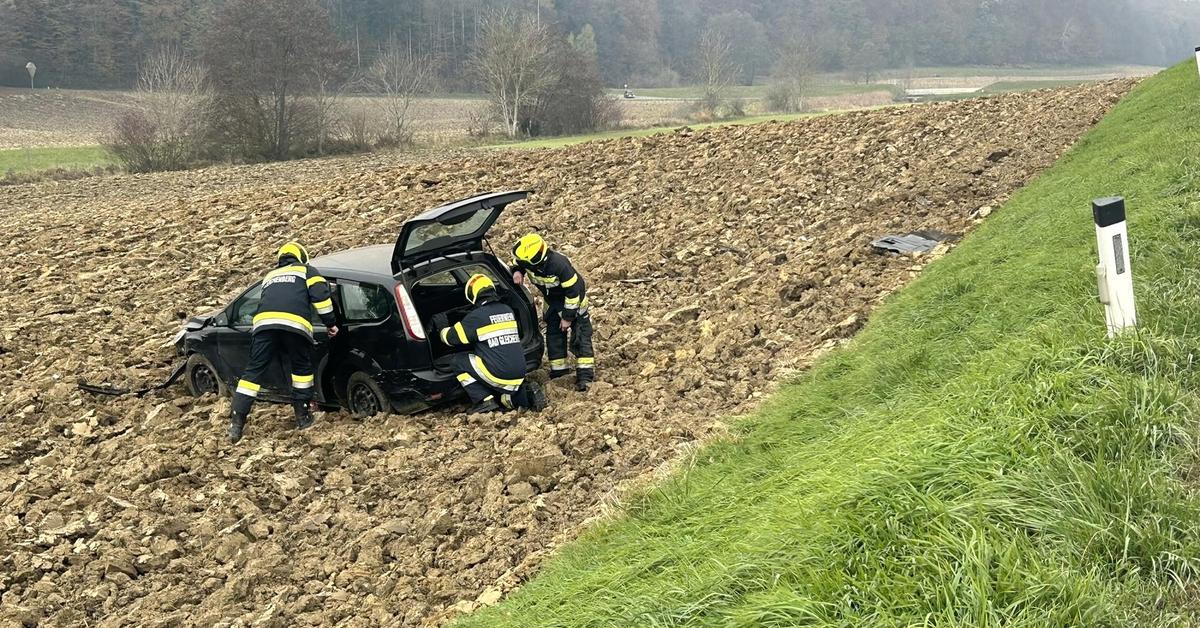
[231,284,263,327]
[340,281,394,323]
[230,280,333,328]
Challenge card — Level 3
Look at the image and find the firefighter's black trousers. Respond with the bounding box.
[450,352,531,410]
[231,330,315,418]
[544,302,595,383]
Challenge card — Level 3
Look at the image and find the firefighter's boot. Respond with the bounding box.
[575,364,594,392]
[228,412,247,443]
[530,381,548,410]
[293,401,314,430]
[513,381,547,411]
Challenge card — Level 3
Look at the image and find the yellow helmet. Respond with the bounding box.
[513,233,548,265]
[465,273,496,304]
[277,241,310,264]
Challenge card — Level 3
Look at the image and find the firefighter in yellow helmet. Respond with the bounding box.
[510,234,595,391]
[431,274,546,413]
[229,241,339,443]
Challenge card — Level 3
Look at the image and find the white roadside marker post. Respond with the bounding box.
[1196,46,1200,77]
[1093,196,1137,338]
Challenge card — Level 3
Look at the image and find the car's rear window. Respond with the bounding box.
[404,210,491,255]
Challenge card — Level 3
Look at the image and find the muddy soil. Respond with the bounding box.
[0,81,1133,626]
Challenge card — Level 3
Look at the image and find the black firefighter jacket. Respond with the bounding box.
[512,250,588,320]
[439,300,526,388]
[252,257,336,339]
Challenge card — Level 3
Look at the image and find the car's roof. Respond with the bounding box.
[311,244,393,280]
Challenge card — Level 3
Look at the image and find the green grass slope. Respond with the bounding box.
[462,62,1200,626]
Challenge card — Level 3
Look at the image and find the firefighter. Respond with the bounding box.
[432,274,545,413]
[228,241,339,443]
[510,234,595,391]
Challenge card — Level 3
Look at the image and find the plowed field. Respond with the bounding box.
[0,80,1134,626]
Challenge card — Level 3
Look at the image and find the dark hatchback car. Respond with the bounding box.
[174,191,544,416]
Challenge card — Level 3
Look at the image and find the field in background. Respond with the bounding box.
[613,81,900,99]
[0,89,716,154]
[877,63,1160,80]
[617,63,1159,97]
[0,64,1160,179]
[0,146,114,178]
[0,111,820,178]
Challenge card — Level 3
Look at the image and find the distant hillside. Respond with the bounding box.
[0,0,1198,89]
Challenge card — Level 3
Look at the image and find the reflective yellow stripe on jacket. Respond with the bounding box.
[468,354,523,391]
[476,320,518,340]
[264,265,308,282]
[253,311,314,334]
[528,272,560,287]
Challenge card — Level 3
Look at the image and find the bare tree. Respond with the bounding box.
[203,0,346,160]
[311,65,345,155]
[767,40,815,112]
[106,47,211,172]
[694,27,738,115]
[470,10,558,139]
[522,38,619,136]
[367,38,435,145]
[139,46,211,139]
[847,40,884,85]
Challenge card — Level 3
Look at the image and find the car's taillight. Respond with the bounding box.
[394,283,426,340]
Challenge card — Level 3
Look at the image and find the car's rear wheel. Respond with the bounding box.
[346,371,388,418]
[185,354,225,397]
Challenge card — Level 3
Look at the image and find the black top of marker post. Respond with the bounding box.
[1092,196,1125,227]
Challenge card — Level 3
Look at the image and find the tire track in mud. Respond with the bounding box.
[0,80,1133,626]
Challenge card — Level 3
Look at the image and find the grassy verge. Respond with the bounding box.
[462,62,1200,626]
[0,145,113,175]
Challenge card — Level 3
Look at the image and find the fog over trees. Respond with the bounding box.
[2,0,1199,89]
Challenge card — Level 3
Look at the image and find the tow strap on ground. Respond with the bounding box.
[78,360,187,397]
